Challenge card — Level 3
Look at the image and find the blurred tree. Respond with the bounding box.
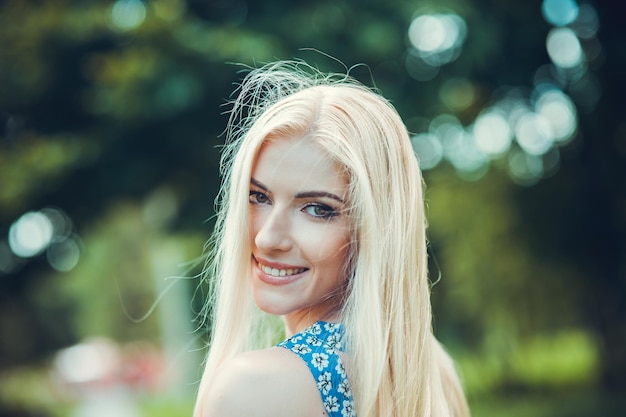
[0,0,624,408]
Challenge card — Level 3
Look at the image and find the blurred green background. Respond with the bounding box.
[1,0,625,416]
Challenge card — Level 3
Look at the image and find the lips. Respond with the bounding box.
[254,257,308,284]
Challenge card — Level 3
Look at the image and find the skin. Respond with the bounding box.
[201,348,328,417]
[200,135,351,416]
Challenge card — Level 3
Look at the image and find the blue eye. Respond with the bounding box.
[303,204,337,219]
[249,190,270,204]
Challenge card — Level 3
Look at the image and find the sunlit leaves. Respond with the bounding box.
[0,135,99,215]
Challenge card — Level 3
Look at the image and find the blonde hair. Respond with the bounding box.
[195,61,470,417]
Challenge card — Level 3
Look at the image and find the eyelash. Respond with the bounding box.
[303,203,338,219]
[248,190,339,220]
[249,190,269,205]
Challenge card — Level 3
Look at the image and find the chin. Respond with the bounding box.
[252,293,289,316]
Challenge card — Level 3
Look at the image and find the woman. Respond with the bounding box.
[194,61,470,417]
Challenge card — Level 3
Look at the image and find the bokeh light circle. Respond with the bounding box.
[47,237,81,272]
[9,212,54,258]
[109,0,147,31]
[409,15,448,53]
[515,112,554,155]
[534,88,577,143]
[411,133,443,170]
[508,149,545,186]
[473,109,513,156]
[546,27,583,69]
[571,4,599,39]
[407,13,467,66]
[542,0,579,26]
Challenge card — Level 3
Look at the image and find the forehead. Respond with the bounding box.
[251,136,348,196]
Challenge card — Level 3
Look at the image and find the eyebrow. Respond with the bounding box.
[250,177,346,204]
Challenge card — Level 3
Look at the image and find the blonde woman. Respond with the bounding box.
[194,61,470,417]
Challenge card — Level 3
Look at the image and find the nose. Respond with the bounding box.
[253,207,293,252]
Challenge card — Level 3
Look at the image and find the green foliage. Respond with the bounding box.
[509,330,599,388]
[1,0,625,415]
[30,200,206,343]
[0,134,99,216]
[457,329,599,396]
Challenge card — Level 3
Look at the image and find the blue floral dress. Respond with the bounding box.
[277,321,356,417]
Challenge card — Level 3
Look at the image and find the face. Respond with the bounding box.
[248,135,351,334]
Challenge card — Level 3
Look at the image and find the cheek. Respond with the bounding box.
[248,209,263,244]
[319,236,351,290]
[307,228,350,267]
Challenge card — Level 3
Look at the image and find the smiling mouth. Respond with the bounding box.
[258,262,307,277]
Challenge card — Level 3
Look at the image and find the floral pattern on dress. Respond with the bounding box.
[277,321,356,417]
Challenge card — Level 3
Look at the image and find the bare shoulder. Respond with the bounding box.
[196,347,326,417]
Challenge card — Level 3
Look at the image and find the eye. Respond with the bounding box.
[303,203,338,219]
[249,190,270,205]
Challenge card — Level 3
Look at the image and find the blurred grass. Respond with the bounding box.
[469,391,626,417]
[0,364,195,417]
[1,363,624,417]
[1,328,621,417]
[139,396,194,417]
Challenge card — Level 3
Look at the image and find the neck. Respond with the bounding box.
[283,309,341,337]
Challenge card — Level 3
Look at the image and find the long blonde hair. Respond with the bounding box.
[195,61,470,417]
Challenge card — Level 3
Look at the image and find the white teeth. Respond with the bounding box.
[259,263,305,277]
